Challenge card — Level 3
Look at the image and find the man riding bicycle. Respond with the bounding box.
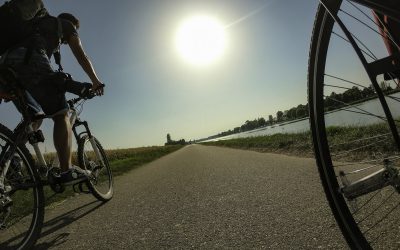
[0,9,105,184]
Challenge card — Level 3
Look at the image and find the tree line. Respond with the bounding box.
[209,84,399,140]
[165,133,186,146]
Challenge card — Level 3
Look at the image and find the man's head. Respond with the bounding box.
[58,13,80,30]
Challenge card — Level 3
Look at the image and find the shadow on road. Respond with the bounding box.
[0,199,105,250]
[34,199,105,249]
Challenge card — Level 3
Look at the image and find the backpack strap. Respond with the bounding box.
[54,17,63,72]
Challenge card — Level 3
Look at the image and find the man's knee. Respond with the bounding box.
[52,113,69,124]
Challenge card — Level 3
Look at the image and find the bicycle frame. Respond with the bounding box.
[0,98,103,188]
[29,108,81,171]
[351,0,400,22]
[319,0,400,150]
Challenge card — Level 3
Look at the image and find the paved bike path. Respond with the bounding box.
[35,144,347,249]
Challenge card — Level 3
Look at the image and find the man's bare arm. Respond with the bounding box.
[68,35,104,95]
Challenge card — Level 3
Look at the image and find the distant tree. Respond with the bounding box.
[167,133,172,143]
[165,134,187,146]
[286,107,297,120]
[210,84,397,141]
[296,104,307,118]
[276,111,283,122]
[362,86,375,98]
[283,110,289,121]
[257,117,266,127]
[269,115,274,124]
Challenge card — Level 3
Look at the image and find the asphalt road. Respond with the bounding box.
[33,144,347,249]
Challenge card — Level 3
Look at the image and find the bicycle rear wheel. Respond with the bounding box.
[0,123,44,250]
[78,135,113,202]
[308,0,400,249]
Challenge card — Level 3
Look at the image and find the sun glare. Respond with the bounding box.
[175,15,227,66]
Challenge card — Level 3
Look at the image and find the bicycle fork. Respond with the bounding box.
[340,159,400,200]
[89,137,105,167]
[72,119,105,170]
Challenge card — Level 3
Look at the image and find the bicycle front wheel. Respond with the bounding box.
[308,1,400,249]
[0,123,44,250]
[78,135,113,202]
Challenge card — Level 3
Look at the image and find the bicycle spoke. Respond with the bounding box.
[356,190,396,225]
[344,0,400,50]
[369,208,400,246]
[352,189,384,215]
[362,199,400,235]
[336,155,400,168]
[332,30,377,61]
[323,95,390,121]
[331,137,390,158]
[387,95,400,102]
[325,74,371,89]
[325,83,360,91]
[309,0,400,247]
[339,9,383,44]
[330,133,391,148]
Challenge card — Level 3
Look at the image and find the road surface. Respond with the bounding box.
[33,145,346,249]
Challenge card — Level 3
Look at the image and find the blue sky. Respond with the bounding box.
[0,0,319,150]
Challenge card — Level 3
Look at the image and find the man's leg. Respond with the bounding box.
[53,114,72,172]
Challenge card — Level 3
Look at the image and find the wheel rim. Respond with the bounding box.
[310,1,400,248]
[81,139,113,198]
[0,134,41,249]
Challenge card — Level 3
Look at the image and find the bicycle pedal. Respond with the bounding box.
[0,207,11,230]
[73,182,90,194]
[0,195,13,211]
[50,183,65,194]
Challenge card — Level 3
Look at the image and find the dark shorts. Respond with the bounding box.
[2,47,68,116]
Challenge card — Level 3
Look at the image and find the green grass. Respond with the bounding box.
[42,145,184,176]
[5,145,184,227]
[203,122,397,161]
[203,131,314,157]
[107,145,184,176]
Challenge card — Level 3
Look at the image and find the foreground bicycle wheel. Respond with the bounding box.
[0,124,44,250]
[78,135,113,202]
[308,1,400,249]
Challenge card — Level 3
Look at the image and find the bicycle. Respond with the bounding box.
[308,0,400,249]
[0,66,113,249]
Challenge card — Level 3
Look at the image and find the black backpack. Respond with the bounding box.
[0,0,48,55]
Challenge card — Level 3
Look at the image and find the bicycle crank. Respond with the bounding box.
[340,159,400,200]
[0,195,12,230]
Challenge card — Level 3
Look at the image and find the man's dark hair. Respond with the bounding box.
[58,13,80,29]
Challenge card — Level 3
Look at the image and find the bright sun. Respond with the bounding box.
[175,15,227,66]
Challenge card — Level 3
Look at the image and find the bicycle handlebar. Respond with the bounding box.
[67,83,105,107]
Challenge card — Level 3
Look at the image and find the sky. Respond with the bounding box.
[0,0,320,150]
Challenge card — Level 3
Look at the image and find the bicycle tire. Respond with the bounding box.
[308,1,400,249]
[0,123,44,250]
[77,135,113,202]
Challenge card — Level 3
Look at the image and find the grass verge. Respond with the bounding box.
[203,131,314,157]
[44,144,183,199]
[106,145,184,176]
[202,122,396,161]
[5,145,184,228]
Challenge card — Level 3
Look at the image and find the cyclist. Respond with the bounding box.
[1,12,104,183]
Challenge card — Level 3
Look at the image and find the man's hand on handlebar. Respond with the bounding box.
[92,80,105,96]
